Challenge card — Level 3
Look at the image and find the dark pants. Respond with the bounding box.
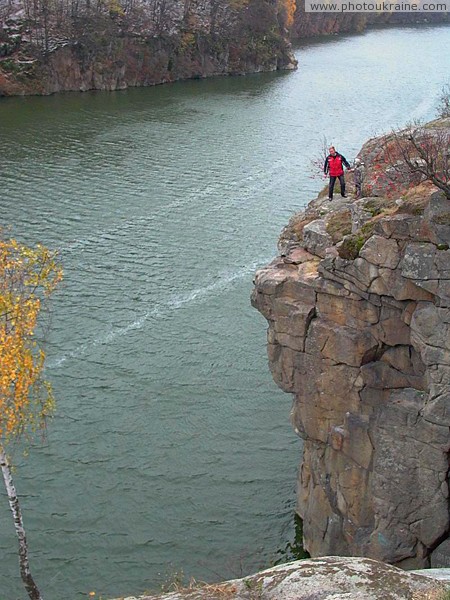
[328,175,346,199]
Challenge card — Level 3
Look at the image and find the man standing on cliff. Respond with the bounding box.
[324,146,351,201]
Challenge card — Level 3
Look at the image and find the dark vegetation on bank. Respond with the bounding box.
[0,0,297,95]
[0,0,448,96]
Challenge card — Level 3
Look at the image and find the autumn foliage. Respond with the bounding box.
[279,0,297,28]
[0,238,62,444]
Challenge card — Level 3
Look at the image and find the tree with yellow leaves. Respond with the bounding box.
[279,0,296,29]
[0,236,62,600]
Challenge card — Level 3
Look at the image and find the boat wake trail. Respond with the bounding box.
[47,258,269,369]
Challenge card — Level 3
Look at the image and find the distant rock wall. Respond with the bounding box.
[292,4,449,39]
[251,123,450,568]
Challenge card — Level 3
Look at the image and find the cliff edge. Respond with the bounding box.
[251,119,450,569]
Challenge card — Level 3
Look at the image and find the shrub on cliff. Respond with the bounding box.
[381,122,450,200]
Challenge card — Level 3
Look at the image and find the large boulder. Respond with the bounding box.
[111,557,448,600]
[302,219,333,258]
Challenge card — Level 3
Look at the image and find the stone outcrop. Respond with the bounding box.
[110,557,449,600]
[252,125,450,568]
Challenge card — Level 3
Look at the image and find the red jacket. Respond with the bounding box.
[324,152,350,177]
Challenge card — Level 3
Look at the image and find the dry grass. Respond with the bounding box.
[197,582,238,597]
[394,183,435,216]
[158,578,238,599]
[362,197,396,216]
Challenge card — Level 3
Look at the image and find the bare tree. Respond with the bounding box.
[183,0,192,21]
[310,135,331,180]
[437,83,450,119]
[152,0,169,34]
[383,123,450,199]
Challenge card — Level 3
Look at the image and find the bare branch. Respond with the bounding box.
[382,123,450,199]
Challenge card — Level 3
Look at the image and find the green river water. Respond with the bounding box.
[0,23,449,600]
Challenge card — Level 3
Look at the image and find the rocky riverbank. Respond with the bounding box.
[251,118,450,569]
[0,0,297,96]
[0,0,448,96]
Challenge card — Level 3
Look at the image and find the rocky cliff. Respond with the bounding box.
[252,119,450,569]
[0,0,296,95]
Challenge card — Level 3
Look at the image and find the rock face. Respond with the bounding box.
[252,149,450,567]
[110,557,448,600]
[0,0,296,95]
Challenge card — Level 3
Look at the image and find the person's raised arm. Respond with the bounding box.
[341,154,351,169]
